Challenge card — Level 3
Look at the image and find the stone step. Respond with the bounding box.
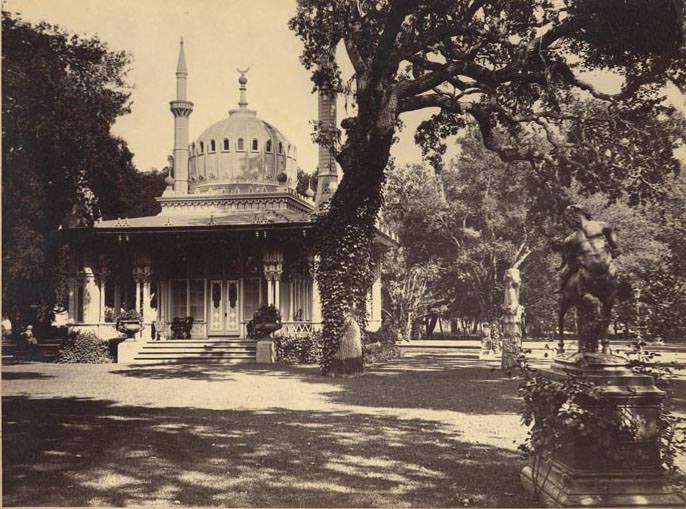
[131,338,258,363]
[131,357,255,365]
[139,344,256,350]
[145,340,255,345]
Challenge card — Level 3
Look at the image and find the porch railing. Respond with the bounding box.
[281,321,316,336]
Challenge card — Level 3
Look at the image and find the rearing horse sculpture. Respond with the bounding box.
[552,205,620,354]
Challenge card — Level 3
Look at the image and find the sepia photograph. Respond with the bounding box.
[2,0,686,507]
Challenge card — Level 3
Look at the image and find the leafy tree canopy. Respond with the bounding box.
[291,0,685,204]
[290,1,684,372]
[2,11,162,325]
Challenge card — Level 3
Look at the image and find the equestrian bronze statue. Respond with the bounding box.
[552,205,620,355]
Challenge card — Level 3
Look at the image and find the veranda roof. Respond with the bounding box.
[91,209,312,232]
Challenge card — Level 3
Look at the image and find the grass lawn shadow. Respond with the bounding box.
[3,394,537,507]
[2,371,56,381]
[306,354,523,415]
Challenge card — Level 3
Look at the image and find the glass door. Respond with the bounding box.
[208,280,224,335]
[226,280,240,335]
[208,280,241,336]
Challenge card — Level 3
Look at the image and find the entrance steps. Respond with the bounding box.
[2,336,65,364]
[131,338,257,364]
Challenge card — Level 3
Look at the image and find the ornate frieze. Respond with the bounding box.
[157,191,313,215]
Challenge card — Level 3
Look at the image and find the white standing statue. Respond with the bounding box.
[501,267,524,369]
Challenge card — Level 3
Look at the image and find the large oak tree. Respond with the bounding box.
[290,0,685,374]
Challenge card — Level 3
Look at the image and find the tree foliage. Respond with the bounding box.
[2,12,162,326]
[290,0,684,372]
[384,136,555,335]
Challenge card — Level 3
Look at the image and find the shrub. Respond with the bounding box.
[55,331,114,363]
[274,332,323,364]
[364,341,401,365]
[517,343,686,476]
[365,322,399,345]
[248,304,283,339]
[116,309,141,321]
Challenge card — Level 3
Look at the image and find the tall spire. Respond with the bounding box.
[176,37,188,77]
[170,37,193,195]
[237,67,250,109]
[175,37,189,101]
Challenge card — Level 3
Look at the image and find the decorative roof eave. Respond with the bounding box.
[58,221,315,240]
[156,189,315,214]
[58,219,396,250]
[92,222,314,234]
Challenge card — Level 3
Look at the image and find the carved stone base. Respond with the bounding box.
[521,456,684,507]
[256,340,275,364]
[521,353,684,507]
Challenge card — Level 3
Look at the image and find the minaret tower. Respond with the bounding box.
[170,37,193,195]
[315,54,339,206]
[315,87,338,206]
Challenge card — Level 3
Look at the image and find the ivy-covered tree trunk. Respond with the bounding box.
[315,96,395,375]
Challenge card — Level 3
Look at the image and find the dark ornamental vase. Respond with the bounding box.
[116,320,142,339]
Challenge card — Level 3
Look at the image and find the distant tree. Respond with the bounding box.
[2,12,155,328]
[296,169,317,197]
[290,0,685,374]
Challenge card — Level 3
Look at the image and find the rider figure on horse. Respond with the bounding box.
[553,205,621,292]
[552,204,621,354]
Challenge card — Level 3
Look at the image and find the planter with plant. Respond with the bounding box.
[247,305,282,339]
[115,309,142,338]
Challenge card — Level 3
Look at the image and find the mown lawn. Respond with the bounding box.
[3,354,542,507]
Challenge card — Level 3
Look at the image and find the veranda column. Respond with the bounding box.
[310,255,322,326]
[132,260,152,339]
[98,278,106,322]
[67,277,77,322]
[266,277,275,306]
[134,276,142,315]
[132,253,152,317]
[367,260,383,332]
[142,277,152,322]
[263,247,283,312]
[274,275,281,310]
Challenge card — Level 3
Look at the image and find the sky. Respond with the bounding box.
[3,0,428,173]
[5,0,685,174]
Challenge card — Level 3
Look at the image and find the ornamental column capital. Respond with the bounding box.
[132,265,152,283]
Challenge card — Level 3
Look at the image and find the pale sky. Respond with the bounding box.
[3,0,429,173]
[5,0,685,173]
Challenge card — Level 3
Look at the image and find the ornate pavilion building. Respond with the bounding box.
[61,41,393,362]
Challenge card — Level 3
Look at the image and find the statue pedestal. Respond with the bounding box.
[521,353,684,507]
[256,339,275,364]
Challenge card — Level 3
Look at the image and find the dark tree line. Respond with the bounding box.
[2,11,164,328]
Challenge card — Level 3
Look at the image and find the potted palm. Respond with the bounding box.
[116,309,142,338]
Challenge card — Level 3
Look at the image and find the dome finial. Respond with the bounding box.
[237,66,251,109]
